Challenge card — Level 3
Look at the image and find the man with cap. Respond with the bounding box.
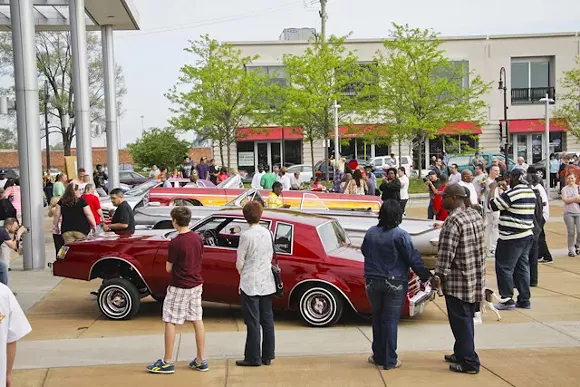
[0,171,7,190]
[425,170,440,220]
[489,169,537,310]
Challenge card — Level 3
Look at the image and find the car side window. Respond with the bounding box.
[303,166,312,173]
[274,223,293,254]
[374,159,383,167]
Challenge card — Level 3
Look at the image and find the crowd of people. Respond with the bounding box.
[150,156,221,186]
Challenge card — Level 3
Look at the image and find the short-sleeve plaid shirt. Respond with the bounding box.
[436,207,485,303]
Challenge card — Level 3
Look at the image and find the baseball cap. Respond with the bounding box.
[0,170,5,175]
[427,170,437,176]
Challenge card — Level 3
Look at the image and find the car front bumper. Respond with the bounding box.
[408,284,436,317]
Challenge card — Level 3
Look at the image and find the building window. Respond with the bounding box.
[284,140,302,166]
[511,58,554,104]
[237,141,255,174]
[246,65,289,87]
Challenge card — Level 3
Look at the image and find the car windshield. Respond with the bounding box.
[224,189,266,207]
[124,180,159,196]
[317,221,350,253]
[217,174,243,188]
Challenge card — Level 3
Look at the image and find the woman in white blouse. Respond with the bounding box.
[235,201,276,367]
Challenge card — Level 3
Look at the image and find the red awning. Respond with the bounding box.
[237,127,303,141]
[438,122,482,135]
[502,119,569,134]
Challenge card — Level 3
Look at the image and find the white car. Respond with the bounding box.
[370,155,414,176]
[287,164,313,183]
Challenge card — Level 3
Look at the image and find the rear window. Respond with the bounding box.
[317,221,350,253]
[373,158,383,166]
[448,156,470,166]
[401,156,411,164]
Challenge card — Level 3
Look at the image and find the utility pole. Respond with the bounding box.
[320,0,327,42]
[44,81,51,171]
[319,0,332,182]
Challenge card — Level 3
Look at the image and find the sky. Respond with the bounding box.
[108,0,580,148]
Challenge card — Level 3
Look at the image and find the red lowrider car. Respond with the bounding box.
[51,209,433,327]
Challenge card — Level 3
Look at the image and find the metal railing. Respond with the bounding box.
[511,87,555,104]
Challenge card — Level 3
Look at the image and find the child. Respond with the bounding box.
[147,206,208,374]
[48,196,64,256]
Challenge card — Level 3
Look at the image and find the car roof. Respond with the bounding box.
[215,208,333,227]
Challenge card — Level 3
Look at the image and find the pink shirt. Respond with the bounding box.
[3,186,21,218]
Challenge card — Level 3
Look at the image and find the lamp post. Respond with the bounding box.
[333,100,340,158]
[44,81,51,171]
[498,67,510,165]
[540,93,555,187]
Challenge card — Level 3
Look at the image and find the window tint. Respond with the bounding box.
[275,223,293,254]
[448,156,471,166]
[373,159,383,166]
[120,171,131,178]
[302,166,312,172]
[401,156,410,164]
[318,221,350,253]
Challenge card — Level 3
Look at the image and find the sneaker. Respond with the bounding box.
[383,360,402,370]
[538,258,553,264]
[444,354,458,363]
[495,299,516,310]
[146,359,174,374]
[473,312,482,325]
[569,252,576,257]
[515,302,531,309]
[189,359,209,372]
[368,355,383,366]
[449,363,479,374]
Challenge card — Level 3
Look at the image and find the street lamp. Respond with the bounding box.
[333,101,340,158]
[44,81,51,171]
[540,94,555,187]
[498,67,510,164]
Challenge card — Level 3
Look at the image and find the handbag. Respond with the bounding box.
[270,232,284,299]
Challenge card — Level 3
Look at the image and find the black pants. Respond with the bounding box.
[550,173,557,188]
[53,234,64,256]
[538,227,552,261]
[399,199,408,214]
[528,238,539,287]
[445,295,480,372]
[241,291,275,364]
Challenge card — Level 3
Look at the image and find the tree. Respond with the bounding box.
[0,127,16,149]
[364,24,490,172]
[281,35,370,177]
[167,35,275,169]
[554,56,580,138]
[0,31,127,155]
[128,128,191,170]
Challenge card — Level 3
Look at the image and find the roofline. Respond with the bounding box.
[227,31,580,46]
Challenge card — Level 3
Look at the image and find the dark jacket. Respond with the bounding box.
[362,225,431,282]
[380,178,401,201]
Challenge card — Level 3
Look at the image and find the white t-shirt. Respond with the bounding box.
[448,172,462,186]
[251,172,265,190]
[534,184,549,221]
[279,174,292,191]
[399,175,409,200]
[0,283,31,386]
[458,181,478,205]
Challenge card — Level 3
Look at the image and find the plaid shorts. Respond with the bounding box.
[162,285,203,324]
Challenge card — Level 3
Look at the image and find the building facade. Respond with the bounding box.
[215,32,580,172]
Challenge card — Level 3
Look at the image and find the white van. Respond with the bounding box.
[370,155,413,176]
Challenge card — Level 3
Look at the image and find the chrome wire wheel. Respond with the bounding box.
[299,286,343,327]
[97,278,140,320]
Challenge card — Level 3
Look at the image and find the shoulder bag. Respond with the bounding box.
[270,232,284,298]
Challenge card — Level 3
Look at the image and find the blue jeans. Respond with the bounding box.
[0,260,8,286]
[240,291,275,364]
[427,199,435,220]
[365,278,407,369]
[495,236,533,305]
[445,295,480,371]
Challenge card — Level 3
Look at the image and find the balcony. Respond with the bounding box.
[511,87,555,105]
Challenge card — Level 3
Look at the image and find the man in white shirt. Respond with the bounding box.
[289,171,302,190]
[251,165,265,190]
[335,154,346,174]
[513,156,529,171]
[398,167,410,214]
[0,171,7,190]
[484,166,502,256]
[278,167,292,191]
[448,164,462,185]
[472,165,487,203]
[458,169,480,211]
[0,283,31,386]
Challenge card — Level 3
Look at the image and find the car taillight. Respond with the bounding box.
[56,246,69,259]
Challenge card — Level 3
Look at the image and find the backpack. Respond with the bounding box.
[0,198,16,220]
[531,188,544,239]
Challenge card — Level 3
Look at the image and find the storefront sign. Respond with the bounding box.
[238,152,255,167]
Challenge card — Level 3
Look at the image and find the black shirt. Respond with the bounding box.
[111,201,135,232]
[59,198,91,235]
[93,171,108,189]
[208,166,218,185]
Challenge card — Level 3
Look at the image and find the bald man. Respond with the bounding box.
[458,170,480,211]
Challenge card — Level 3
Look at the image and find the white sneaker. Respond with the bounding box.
[473,312,482,325]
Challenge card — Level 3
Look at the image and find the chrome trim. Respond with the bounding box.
[88,257,152,293]
[288,279,358,313]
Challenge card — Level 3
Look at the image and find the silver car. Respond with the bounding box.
[134,189,441,268]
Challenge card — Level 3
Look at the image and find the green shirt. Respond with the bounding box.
[260,173,277,190]
[53,181,65,197]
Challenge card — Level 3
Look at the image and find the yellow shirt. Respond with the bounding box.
[267,192,283,208]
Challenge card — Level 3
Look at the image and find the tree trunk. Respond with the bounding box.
[226,142,231,170]
[64,137,72,156]
[219,140,225,169]
[324,137,329,183]
[310,138,315,182]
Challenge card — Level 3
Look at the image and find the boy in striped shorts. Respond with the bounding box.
[147,206,208,374]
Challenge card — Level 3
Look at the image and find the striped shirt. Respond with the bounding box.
[489,184,536,240]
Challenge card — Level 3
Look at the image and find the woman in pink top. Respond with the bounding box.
[561,173,580,256]
[3,178,21,220]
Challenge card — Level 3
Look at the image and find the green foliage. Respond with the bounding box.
[0,128,16,149]
[442,135,479,154]
[362,24,490,172]
[167,35,277,168]
[128,128,191,170]
[281,35,371,173]
[554,56,580,138]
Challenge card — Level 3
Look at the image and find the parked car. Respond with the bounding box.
[136,189,441,261]
[51,209,434,326]
[445,153,515,174]
[119,170,150,187]
[287,164,314,183]
[370,155,414,177]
